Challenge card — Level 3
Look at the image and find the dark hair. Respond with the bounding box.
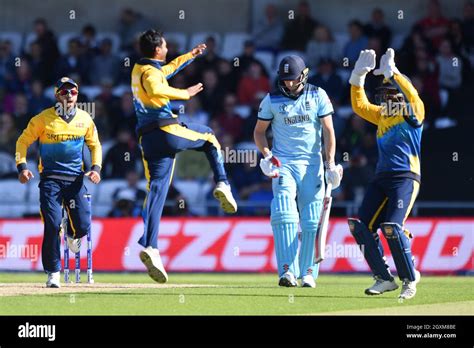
[349,20,364,31]
[82,24,96,35]
[139,29,164,57]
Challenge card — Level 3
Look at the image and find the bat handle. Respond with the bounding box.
[325,183,332,197]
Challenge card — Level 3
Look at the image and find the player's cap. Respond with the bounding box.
[55,77,79,92]
[278,55,306,80]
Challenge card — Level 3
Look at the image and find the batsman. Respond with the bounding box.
[254,55,343,288]
[348,48,424,299]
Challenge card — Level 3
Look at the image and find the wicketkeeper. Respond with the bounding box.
[254,55,343,287]
[15,77,102,288]
[348,48,424,299]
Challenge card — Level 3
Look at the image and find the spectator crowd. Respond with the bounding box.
[0,0,472,216]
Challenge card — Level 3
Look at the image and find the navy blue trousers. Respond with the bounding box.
[359,176,420,233]
[39,176,91,272]
[138,122,227,248]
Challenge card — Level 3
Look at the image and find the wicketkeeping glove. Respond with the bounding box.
[373,48,400,79]
[349,49,376,87]
[259,152,281,178]
[324,161,343,190]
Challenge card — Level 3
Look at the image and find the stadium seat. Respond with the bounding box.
[23,32,37,53]
[44,86,56,100]
[0,31,22,55]
[80,86,102,101]
[391,34,405,50]
[24,182,40,215]
[333,32,349,54]
[112,84,131,97]
[173,179,212,216]
[254,51,274,75]
[336,68,351,83]
[221,32,250,60]
[26,160,40,180]
[0,179,27,203]
[0,152,17,178]
[137,179,148,192]
[95,179,126,204]
[234,105,251,119]
[439,89,449,108]
[165,32,188,53]
[96,32,121,54]
[58,32,80,55]
[188,32,222,53]
[92,179,126,217]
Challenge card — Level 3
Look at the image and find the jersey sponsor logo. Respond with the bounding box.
[284,114,310,125]
[75,122,85,128]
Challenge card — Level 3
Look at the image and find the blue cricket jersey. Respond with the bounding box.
[257,84,334,165]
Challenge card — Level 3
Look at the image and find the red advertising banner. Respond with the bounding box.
[0,218,472,274]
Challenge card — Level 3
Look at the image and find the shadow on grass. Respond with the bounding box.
[39,291,394,301]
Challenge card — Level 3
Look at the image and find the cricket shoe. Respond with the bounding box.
[213,182,237,214]
[139,246,168,283]
[278,271,298,287]
[66,235,81,254]
[399,270,421,300]
[301,275,316,288]
[46,271,61,288]
[365,276,398,295]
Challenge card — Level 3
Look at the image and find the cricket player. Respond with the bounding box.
[254,55,343,287]
[16,77,102,288]
[131,30,237,283]
[348,48,424,299]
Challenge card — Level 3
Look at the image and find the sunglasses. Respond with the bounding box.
[57,88,78,96]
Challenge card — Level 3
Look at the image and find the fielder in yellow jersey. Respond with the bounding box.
[15,77,102,288]
[348,49,424,300]
[131,30,237,284]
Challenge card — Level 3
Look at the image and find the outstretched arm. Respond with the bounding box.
[161,44,207,79]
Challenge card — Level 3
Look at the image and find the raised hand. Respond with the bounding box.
[191,44,207,57]
[349,49,376,87]
[373,48,400,79]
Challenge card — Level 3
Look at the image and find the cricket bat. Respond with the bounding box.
[314,183,332,264]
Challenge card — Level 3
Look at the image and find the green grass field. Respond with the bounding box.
[0,273,473,315]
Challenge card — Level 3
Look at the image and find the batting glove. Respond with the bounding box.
[324,161,343,190]
[373,48,400,79]
[349,49,376,87]
[259,152,281,178]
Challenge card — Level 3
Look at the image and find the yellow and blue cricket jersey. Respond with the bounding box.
[15,106,102,177]
[351,73,424,181]
[131,53,195,131]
